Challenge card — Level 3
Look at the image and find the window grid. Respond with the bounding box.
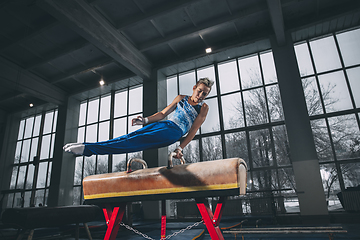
[166,51,293,215]
[8,109,57,208]
[73,86,143,205]
[295,28,360,211]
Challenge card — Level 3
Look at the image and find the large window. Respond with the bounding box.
[8,109,58,208]
[295,28,360,211]
[166,51,295,216]
[73,86,143,204]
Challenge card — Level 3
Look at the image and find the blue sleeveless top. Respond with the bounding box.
[168,96,204,136]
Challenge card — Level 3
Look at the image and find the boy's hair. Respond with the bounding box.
[196,77,214,89]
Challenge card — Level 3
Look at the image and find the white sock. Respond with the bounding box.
[63,142,82,150]
[64,144,85,156]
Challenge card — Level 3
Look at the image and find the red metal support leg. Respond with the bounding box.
[161,200,167,240]
[196,197,227,240]
[103,203,127,240]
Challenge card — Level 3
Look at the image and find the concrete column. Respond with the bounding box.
[270,33,328,219]
[48,97,80,206]
[141,70,168,219]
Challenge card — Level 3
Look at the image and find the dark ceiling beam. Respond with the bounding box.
[0,56,66,105]
[266,0,286,46]
[25,39,89,70]
[0,20,58,53]
[49,58,114,84]
[114,0,199,31]
[138,2,269,52]
[69,72,137,95]
[0,92,26,104]
[38,0,152,80]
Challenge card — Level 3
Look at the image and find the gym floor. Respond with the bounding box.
[1,215,360,240]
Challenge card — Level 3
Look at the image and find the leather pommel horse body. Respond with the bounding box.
[83,157,247,240]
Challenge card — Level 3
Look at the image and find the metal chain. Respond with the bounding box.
[120,222,155,240]
[119,220,204,240]
[165,220,203,239]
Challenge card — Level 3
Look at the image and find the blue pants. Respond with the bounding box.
[83,120,183,156]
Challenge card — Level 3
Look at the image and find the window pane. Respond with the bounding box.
[73,186,82,205]
[239,55,262,89]
[328,114,360,160]
[74,157,83,185]
[100,95,111,121]
[24,117,34,139]
[218,60,240,94]
[52,110,58,132]
[346,67,360,108]
[278,168,296,190]
[260,51,277,84]
[182,140,199,164]
[77,127,85,143]
[26,164,34,189]
[33,115,41,137]
[273,125,291,166]
[202,135,223,161]
[37,162,48,188]
[197,65,217,97]
[98,121,109,142]
[221,93,244,130]
[114,118,127,138]
[311,119,334,162]
[7,193,14,208]
[167,76,178,105]
[225,132,249,167]
[10,166,18,189]
[179,71,196,96]
[302,77,323,115]
[336,28,360,67]
[24,191,31,207]
[21,139,31,163]
[320,163,340,210]
[252,169,277,190]
[86,124,98,142]
[318,71,353,113]
[129,86,143,114]
[243,88,269,126]
[294,42,314,76]
[114,91,128,118]
[43,111,54,134]
[40,135,51,160]
[341,163,360,188]
[50,133,55,158]
[18,120,25,140]
[113,154,126,172]
[266,85,284,122]
[47,162,52,187]
[310,36,342,73]
[79,102,87,126]
[97,155,108,174]
[201,97,220,133]
[15,142,22,163]
[17,166,26,189]
[35,190,44,206]
[84,156,96,178]
[87,98,99,124]
[250,129,273,167]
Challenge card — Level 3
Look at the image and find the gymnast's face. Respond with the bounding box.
[191,83,211,103]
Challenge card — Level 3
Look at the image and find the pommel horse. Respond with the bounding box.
[83,153,247,240]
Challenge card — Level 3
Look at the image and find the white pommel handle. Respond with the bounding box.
[127,158,148,173]
[168,152,185,169]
